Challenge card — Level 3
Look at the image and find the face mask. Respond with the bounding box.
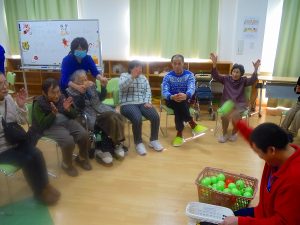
[74,50,87,59]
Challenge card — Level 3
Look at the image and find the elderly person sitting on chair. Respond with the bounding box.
[280,76,300,142]
[0,72,60,205]
[119,60,164,156]
[66,69,127,165]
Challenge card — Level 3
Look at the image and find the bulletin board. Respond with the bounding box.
[17,19,102,70]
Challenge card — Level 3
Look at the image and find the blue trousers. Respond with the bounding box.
[120,104,160,145]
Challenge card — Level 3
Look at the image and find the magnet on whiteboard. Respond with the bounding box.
[237,40,244,55]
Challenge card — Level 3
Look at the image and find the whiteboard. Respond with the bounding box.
[18,20,102,70]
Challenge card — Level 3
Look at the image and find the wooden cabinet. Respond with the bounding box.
[6,58,232,98]
[106,60,148,78]
[188,61,232,75]
[6,58,97,96]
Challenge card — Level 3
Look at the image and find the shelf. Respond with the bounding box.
[7,58,233,97]
[151,87,161,91]
[15,82,41,86]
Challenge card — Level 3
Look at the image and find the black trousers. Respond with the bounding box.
[0,145,49,196]
[165,99,193,132]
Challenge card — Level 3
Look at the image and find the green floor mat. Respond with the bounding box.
[0,197,53,225]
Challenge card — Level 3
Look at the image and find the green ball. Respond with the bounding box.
[231,188,241,196]
[206,177,212,184]
[217,173,226,182]
[228,183,236,189]
[223,188,231,194]
[243,191,253,198]
[240,188,245,196]
[211,183,217,190]
[235,180,245,190]
[200,177,211,186]
[218,100,235,116]
[216,182,225,191]
[244,186,254,195]
[210,176,218,184]
[217,180,225,186]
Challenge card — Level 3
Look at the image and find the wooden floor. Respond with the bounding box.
[1,108,298,225]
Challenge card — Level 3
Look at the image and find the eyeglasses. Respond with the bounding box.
[0,81,9,89]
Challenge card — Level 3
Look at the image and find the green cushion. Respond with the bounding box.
[97,78,120,106]
[0,164,20,176]
[161,104,195,115]
[6,72,16,85]
[40,137,58,145]
[106,78,119,92]
[102,98,114,106]
[161,104,174,115]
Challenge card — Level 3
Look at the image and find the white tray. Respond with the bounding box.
[186,202,234,224]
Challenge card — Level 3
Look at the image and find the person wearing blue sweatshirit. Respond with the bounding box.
[60,37,107,95]
[0,44,5,74]
[162,54,207,147]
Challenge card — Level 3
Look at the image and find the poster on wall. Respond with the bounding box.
[243,17,259,39]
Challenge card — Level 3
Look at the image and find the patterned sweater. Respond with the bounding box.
[119,72,151,106]
[162,70,195,100]
[0,95,27,154]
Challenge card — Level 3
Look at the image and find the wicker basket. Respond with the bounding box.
[195,167,258,211]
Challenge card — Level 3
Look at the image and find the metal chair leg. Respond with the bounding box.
[127,121,131,148]
[47,142,60,179]
[214,112,221,136]
[159,108,166,137]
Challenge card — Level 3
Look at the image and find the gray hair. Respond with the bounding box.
[171,54,184,62]
[70,69,86,83]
